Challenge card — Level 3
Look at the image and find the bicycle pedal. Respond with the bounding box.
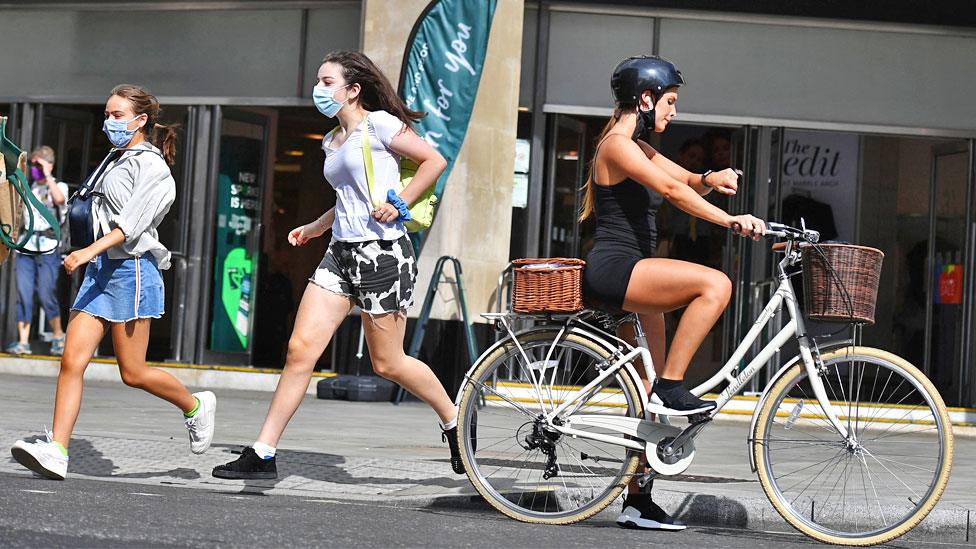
[687,412,712,424]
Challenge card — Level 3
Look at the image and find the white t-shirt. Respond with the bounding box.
[322,110,407,242]
[21,180,69,253]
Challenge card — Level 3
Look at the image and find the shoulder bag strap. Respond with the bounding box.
[73,149,122,202]
[358,117,379,208]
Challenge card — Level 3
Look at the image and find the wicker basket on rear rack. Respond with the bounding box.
[511,258,585,313]
[801,244,884,325]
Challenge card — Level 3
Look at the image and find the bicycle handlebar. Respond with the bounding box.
[731,220,820,244]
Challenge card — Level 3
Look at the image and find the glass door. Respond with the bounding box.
[202,107,273,365]
[926,142,970,405]
[543,115,587,258]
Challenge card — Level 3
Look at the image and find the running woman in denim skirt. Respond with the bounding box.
[10,85,216,480]
[213,51,463,480]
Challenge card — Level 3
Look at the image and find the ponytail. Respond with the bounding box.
[579,109,624,222]
[152,123,179,165]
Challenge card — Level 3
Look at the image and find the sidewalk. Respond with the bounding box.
[1,372,973,544]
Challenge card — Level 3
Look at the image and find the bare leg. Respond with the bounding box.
[51,312,108,448]
[49,316,64,339]
[623,258,731,381]
[17,321,30,344]
[620,313,666,495]
[255,284,353,447]
[112,319,196,412]
[361,312,457,424]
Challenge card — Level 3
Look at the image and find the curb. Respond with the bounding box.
[392,490,974,544]
[0,354,335,395]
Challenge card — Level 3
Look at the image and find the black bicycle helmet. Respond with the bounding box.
[611,55,684,106]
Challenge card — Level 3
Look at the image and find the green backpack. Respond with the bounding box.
[0,116,61,257]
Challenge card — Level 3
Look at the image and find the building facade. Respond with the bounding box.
[1,1,974,406]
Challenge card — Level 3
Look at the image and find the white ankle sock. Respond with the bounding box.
[440,417,458,431]
[253,441,276,459]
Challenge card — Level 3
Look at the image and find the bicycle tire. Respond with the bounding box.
[753,346,953,546]
[457,329,644,524]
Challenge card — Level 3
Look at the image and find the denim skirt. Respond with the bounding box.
[72,254,165,322]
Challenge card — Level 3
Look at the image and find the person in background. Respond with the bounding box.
[5,146,68,356]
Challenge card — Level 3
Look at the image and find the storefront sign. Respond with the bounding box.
[211,135,262,352]
[781,130,859,242]
[399,0,498,248]
[936,263,963,305]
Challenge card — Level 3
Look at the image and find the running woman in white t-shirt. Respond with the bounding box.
[213,51,465,479]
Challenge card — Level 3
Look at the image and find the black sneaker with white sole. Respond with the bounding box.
[616,494,687,531]
[212,447,277,479]
[442,411,476,475]
[652,380,717,414]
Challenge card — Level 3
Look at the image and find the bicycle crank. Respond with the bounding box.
[646,435,696,476]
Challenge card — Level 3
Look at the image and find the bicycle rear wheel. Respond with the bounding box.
[753,346,953,546]
[457,329,644,524]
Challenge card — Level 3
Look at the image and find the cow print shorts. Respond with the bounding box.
[309,235,417,315]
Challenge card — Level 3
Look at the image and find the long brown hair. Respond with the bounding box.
[578,108,625,222]
[109,84,179,165]
[321,51,425,128]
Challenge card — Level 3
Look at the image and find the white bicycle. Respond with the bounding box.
[454,222,953,546]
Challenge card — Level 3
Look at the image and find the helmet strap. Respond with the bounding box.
[633,93,657,141]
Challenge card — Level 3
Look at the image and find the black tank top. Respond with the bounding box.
[592,177,663,256]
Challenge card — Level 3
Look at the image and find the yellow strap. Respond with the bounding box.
[358,118,380,208]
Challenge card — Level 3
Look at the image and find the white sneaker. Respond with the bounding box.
[185,391,216,454]
[11,430,68,480]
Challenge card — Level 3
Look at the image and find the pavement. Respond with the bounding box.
[0,372,973,545]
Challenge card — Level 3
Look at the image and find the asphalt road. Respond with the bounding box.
[0,472,966,548]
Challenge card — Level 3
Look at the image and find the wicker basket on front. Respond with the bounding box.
[801,244,884,325]
[511,258,585,313]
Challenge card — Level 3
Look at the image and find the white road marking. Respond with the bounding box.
[129,492,164,497]
[20,489,55,494]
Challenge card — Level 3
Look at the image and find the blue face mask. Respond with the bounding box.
[312,84,349,118]
[102,116,142,148]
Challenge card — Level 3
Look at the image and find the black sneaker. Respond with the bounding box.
[616,494,687,531]
[212,447,277,480]
[442,412,476,475]
[653,380,717,414]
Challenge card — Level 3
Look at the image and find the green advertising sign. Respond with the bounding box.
[210,136,261,352]
[398,0,497,251]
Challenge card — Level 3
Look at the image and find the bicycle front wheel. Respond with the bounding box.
[457,329,644,524]
[754,346,953,546]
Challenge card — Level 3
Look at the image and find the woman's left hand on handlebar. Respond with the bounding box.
[729,214,766,241]
[706,168,740,195]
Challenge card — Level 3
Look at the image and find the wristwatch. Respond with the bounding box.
[701,170,714,188]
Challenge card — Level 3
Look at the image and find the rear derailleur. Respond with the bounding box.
[523,416,562,479]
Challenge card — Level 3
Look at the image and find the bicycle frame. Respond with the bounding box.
[469,243,853,456]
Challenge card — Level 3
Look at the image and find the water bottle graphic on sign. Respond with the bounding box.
[235,272,251,340]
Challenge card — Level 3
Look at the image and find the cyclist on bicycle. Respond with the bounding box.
[581,55,765,529]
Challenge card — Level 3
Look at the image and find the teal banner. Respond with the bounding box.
[398,0,498,247]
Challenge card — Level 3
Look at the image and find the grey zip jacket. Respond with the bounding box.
[91,142,176,269]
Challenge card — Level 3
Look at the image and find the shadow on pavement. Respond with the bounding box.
[208,444,468,496]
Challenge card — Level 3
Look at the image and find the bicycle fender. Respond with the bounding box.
[453,325,624,405]
[747,338,853,472]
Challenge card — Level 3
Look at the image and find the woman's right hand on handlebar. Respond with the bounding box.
[288,221,325,247]
[728,214,766,241]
